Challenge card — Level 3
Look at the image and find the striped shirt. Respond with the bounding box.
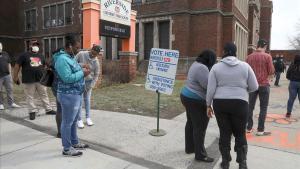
[246,50,275,86]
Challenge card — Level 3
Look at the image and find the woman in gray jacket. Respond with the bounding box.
[206,43,258,169]
[180,49,216,162]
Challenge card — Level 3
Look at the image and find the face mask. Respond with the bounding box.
[32,46,39,53]
[0,43,3,53]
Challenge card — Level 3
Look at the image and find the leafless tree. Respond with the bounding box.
[290,19,300,49]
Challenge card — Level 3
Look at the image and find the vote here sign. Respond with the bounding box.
[145,48,179,95]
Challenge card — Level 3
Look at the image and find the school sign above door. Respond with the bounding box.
[100,0,131,38]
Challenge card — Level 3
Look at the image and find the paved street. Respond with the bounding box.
[0,77,299,169]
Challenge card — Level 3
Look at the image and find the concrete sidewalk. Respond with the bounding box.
[0,78,299,169]
[0,118,148,169]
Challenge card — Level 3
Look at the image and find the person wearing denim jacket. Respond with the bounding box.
[75,45,101,128]
[53,35,90,157]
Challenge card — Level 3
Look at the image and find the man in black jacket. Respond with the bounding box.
[273,54,285,86]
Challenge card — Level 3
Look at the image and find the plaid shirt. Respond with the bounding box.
[246,50,275,86]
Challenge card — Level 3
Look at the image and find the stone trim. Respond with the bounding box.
[137,9,234,19]
[119,51,138,56]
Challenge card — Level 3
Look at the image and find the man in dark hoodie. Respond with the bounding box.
[285,54,300,118]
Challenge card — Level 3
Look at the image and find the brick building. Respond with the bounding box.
[133,0,273,63]
[0,0,273,68]
[0,0,83,60]
[271,50,300,64]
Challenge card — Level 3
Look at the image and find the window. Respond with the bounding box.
[65,2,72,25]
[235,23,248,60]
[105,37,112,60]
[50,5,57,27]
[135,23,139,53]
[57,4,64,26]
[43,1,72,28]
[117,38,122,60]
[44,39,49,58]
[25,9,36,31]
[57,38,64,49]
[159,21,170,49]
[44,7,50,28]
[43,37,65,58]
[25,40,31,51]
[144,22,154,60]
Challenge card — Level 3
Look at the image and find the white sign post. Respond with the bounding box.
[145,48,180,136]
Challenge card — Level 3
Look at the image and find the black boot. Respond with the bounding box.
[220,161,230,169]
[219,146,231,169]
[236,145,248,169]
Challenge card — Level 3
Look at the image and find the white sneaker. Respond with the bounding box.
[256,131,271,136]
[86,118,94,126]
[77,120,84,129]
[0,104,4,110]
[10,103,21,108]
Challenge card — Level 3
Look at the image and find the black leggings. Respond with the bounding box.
[213,99,248,153]
[180,94,209,159]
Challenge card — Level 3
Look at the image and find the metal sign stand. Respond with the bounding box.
[149,90,166,136]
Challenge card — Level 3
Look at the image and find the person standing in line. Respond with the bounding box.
[180,49,216,162]
[75,45,102,128]
[206,43,258,169]
[13,40,56,120]
[273,54,285,86]
[285,54,300,118]
[246,39,275,136]
[0,42,21,110]
[53,34,90,157]
[51,48,64,138]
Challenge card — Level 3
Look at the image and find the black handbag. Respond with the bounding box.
[40,68,54,87]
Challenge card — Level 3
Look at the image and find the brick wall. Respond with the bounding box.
[189,14,222,57]
[260,0,272,51]
[271,50,300,63]
[222,17,234,48]
[172,14,191,56]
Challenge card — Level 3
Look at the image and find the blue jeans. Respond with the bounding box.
[57,93,82,151]
[0,75,14,105]
[247,86,270,132]
[287,81,300,113]
[78,88,92,120]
